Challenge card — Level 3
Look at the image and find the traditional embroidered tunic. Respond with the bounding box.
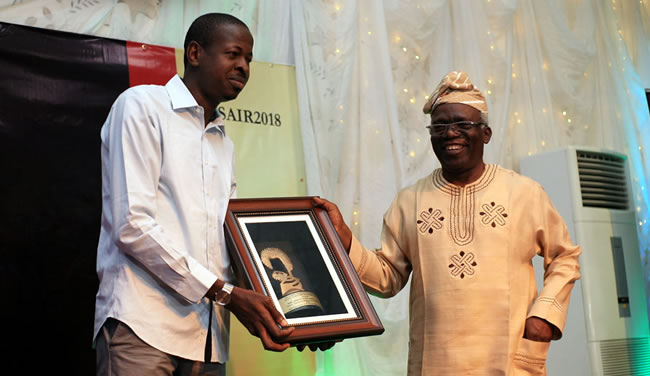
[349,164,581,375]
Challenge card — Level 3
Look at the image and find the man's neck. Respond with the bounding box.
[442,162,486,187]
[181,76,218,127]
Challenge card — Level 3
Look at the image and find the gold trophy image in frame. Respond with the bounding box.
[240,218,351,324]
[260,247,324,318]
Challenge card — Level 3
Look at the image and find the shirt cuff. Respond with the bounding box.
[527,296,567,339]
[348,235,368,276]
[176,258,219,303]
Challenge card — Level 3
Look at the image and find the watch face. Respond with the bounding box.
[216,290,231,306]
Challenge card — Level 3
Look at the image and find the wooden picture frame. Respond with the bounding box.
[224,197,384,345]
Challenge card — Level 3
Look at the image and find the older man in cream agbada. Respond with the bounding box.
[316,71,581,375]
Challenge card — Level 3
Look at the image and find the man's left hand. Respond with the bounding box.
[312,197,352,251]
[226,286,295,351]
[524,316,554,342]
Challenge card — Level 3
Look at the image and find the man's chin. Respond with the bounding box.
[439,158,468,172]
[222,91,241,102]
[436,152,466,166]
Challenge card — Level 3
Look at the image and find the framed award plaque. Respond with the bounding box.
[224,197,384,345]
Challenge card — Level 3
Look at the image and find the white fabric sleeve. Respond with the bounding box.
[102,90,217,303]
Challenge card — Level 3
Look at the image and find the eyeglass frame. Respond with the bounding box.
[426,121,487,136]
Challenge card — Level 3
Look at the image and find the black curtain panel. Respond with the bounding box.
[0,22,128,372]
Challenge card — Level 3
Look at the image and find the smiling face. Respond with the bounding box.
[429,103,492,183]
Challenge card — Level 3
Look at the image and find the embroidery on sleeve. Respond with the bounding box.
[417,208,444,234]
[448,250,477,279]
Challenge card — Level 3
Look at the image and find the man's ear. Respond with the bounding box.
[483,125,492,144]
[185,41,202,68]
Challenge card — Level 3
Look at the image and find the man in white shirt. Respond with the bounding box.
[94,13,294,375]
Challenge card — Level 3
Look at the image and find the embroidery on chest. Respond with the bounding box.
[431,165,498,247]
[448,187,476,246]
[479,201,508,228]
[448,250,478,279]
[416,208,444,234]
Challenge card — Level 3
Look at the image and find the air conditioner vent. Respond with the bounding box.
[600,337,650,375]
[577,151,629,210]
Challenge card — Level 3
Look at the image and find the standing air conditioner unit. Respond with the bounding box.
[520,146,650,376]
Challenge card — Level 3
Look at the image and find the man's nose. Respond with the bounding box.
[444,124,462,136]
[236,58,250,76]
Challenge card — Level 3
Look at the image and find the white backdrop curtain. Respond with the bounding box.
[2,1,649,375]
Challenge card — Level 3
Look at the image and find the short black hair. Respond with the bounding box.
[183,13,250,67]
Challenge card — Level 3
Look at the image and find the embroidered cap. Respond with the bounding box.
[422,71,488,116]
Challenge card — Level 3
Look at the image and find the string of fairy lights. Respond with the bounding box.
[612,0,649,230]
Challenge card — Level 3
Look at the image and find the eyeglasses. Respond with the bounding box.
[426,121,486,136]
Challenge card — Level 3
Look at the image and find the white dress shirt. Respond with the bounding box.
[94,75,236,362]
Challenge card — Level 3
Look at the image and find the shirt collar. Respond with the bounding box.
[165,74,199,110]
[166,74,226,135]
[212,115,226,136]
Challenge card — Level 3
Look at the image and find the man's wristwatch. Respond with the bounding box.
[214,282,234,306]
